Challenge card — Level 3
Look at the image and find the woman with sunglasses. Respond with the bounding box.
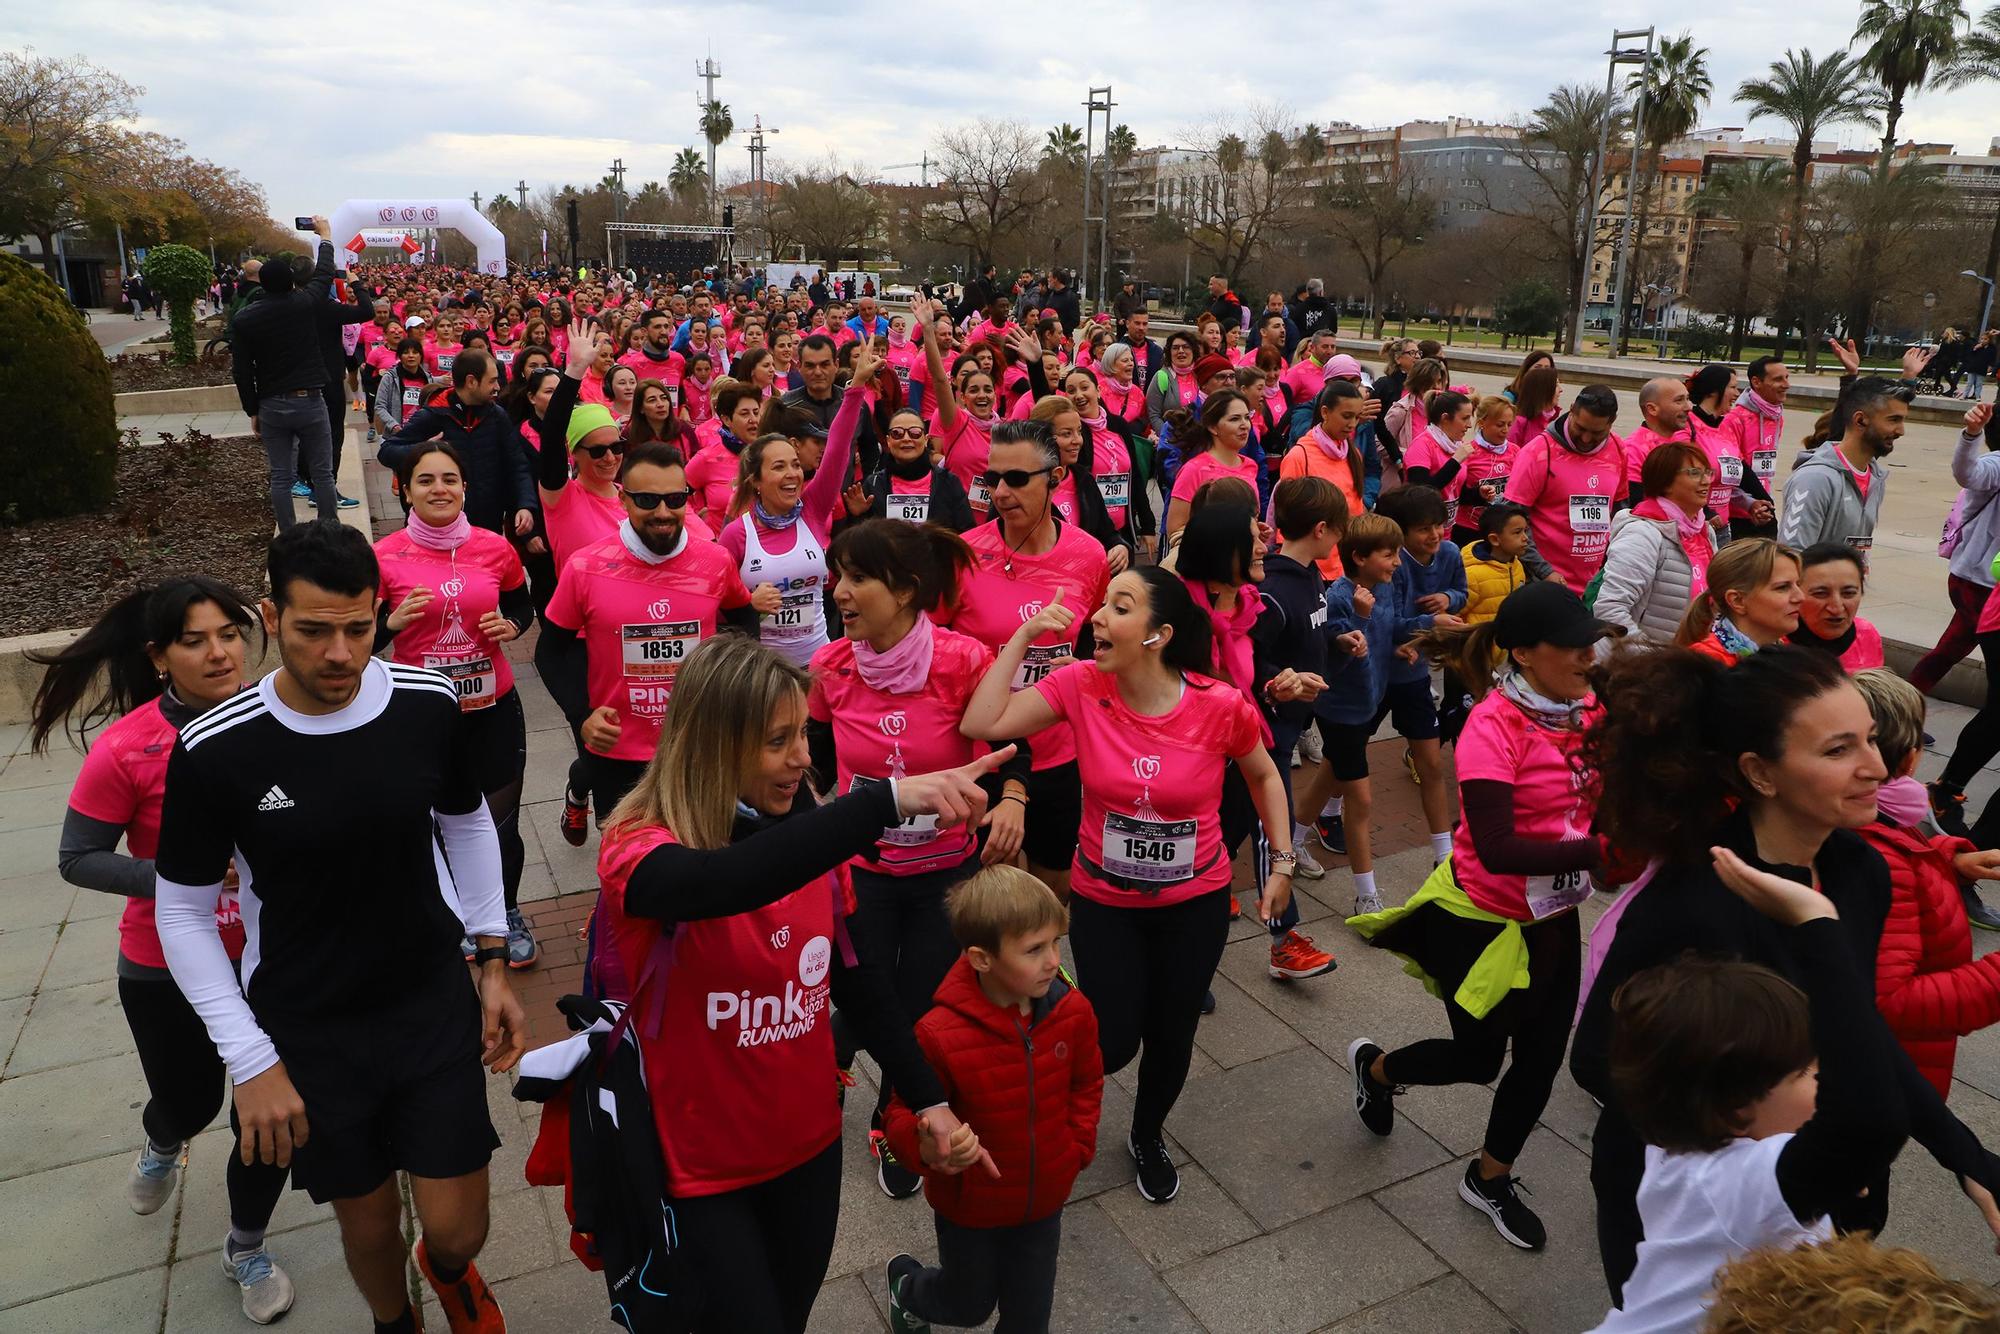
[942,420,1111,899]
[717,345,872,668]
[375,440,540,968]
[912,294,1002,518]
[857,405,977,531]
[1146,331,1203,433]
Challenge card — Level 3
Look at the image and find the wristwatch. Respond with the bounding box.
[471,945,509,967]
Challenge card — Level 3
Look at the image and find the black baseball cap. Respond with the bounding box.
[1493,581,1615,650]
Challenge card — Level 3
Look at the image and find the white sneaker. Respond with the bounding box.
[1353,890,1385,916]
[222,1238,296,1325]
[1298,727,1324,764]
[1293,841,1326,879]
[126,1145,180,1215]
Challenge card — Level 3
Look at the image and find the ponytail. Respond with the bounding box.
[1674,538,1797,646]
[1412,621,1506,700]
[27,576,259,755]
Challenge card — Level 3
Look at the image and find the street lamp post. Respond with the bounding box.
[1572,27,1656,356]
[1963,269,1996,341]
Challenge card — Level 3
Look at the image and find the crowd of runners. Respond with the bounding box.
[33,228,2000,1332]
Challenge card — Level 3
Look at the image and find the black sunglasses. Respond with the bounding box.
[578,441,627,460]
[976,466,1055,490]
[621,487,691,510]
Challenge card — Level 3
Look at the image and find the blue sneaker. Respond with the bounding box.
[127,1141,180,1215]
[290,480,312,499]
[221,1236,295,1324]
[335,492,361,510]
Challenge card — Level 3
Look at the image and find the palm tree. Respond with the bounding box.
[669,146,707,201]
[1106,123,1138,167]
[1736,49,1881,353]
[1692,160,1791,357]
[1296,123,1327,175]
[1939,4,2000,328]
[1043,123,1085,169]
[1849,0,1966,336]
[1617,32,1712,352]
[700,100,734,218]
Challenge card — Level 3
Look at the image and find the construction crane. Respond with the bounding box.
[882,155,932,187]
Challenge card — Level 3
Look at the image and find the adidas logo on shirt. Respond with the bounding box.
[257,785,296,812]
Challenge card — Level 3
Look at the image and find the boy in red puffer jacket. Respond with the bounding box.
[883,866,1102,1334]
[1852,670,2000,1099]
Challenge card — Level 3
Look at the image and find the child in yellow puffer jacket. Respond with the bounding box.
[1461,501,1530,625]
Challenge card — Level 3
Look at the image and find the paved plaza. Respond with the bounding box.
[6,389,2000,1331]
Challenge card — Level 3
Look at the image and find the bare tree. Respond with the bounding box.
[926,119,1051,270]
[1174,108,1316,289]
[1320,159,1436,336]
[768,160,883,268]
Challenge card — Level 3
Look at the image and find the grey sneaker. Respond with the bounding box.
[1353,890,1385,917]
[506,908,540,968]
[1293,840,1326,879]
[126,1143,180,1215]
[222,1238,296,1325]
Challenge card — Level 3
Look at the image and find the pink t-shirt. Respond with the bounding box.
[947,521,1110,770]
[1503,431,1628,594]
[1719,401,1782,518]
[619,348,679,386]
[885,341,925,394]
[1102,381,1147,429]
[685,438,744,532]
[1458,436,1520,534]
[374,527,527,711]
[1402,426,1469,525]
[1171,449,1260,504]
[1841,618,1887,670]
[1034,665,1261,908]
[807,626,993,876]
[1691,415,1746,515]
[544,484,625,571]
[1620,424,1685,485]
[1054,432,1132,530]
[543,532,752,762]
[936,412,997,514]
[1450,690,1597,922]
[68,698,245,969]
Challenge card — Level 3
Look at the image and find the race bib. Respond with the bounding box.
[1100,812,1196,885]
[436,353,456,374]
[1752,448,1777,481]
[1098,471,1131,506]
[1717,454,1743,487]
[1567,494,1611,534]
[496,348,516,367]
[767,588,819,641]
[1524,868,1593,920]
[968,477,992,512]
[1011,643,1065,690]
[1478,473,1509,501]
[1846,535,1874,554]
[621,620,701,677]
[426,654,498,711]
[890,492,931,524]
[402,385,423,410]
[850,775,940,846]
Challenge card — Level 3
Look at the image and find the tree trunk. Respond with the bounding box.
[1729,242,1756,361]
[34,230,63,286]
[1617,154,1661,358]
[1971,203,2000,333]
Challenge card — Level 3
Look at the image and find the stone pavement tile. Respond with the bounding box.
[521,739,577,806]
[1879,1081,2000,1284]
[1169,1048,1451,1232]
[62,879,126,921]
[0,924,58,1001]
[483,1256,610,1329]
[1321,1273,1521,1332]
[174,1127,333,1258]
[0,748,82,794]
[0,1264,168,1334]
[38,914,122,991]
[470,1183,568,1284]
[0,996,29,1068]
[520,685,570,735]
[1943,1026,2000,1102]
[515,856,560,906]
[0,1149,175,1303]
[0,1051,148,1177]
[522,801,603,897]
[165,1218,357,1334]
[8,978,133,1075]
[1165,1197,1447,1334]
[0,824,57,878]
[1372,1127,1605,1334]
[1193,973,1307,1072]
[1111,1037,1222,1098]
[858,1197,1208,1334]
[1097,1161,1260,1269]
[810,1271,887,1332]
[0,779,71,833]
[0,870,75,932]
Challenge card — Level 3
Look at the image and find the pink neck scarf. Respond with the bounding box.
[855,613,935,694]
[1741,388,1783,421]
[1184,578,1273,745]
[1633,496,1711,596]
[1876,775,1930,829]
[405,510,472,551]
[1306,425,1349,462]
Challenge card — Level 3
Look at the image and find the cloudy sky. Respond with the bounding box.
[9,0,2000,219]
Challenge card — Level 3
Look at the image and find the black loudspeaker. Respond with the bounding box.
[627,237,716,272]
[565,199,580,265]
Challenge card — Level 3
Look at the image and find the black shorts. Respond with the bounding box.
[1021,760,1083,872]
[583,752,649,823]
[1320,678,1440,782]
[267,965,498,1202]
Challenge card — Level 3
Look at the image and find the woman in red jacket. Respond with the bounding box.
[1852,670,2000,1098]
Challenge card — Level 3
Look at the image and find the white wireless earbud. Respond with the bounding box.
[1142,634,1162,646]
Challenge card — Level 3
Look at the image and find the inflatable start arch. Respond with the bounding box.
[323,199,508,275]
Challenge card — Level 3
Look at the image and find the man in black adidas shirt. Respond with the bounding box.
[156,521,524,1334]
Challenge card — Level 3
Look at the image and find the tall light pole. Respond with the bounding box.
[696,56,723,222]
[1083,86,1114,315]
[1572,27,1655,356]
[609,158,627,266]
[516,180,528,210]
[1606,26,1657,358]
[1963,269,1996,340]
[748,116,778,263]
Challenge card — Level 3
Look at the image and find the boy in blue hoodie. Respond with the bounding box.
[1374,485,1468,865]
[1317,512,1428,916]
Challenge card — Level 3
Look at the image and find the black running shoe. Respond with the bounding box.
[1458,1160,1546,1250]
[886,1253,930,1333]
[871,1124,922,1200]
[1930,781,1972,839]
[1317,812,1347,855]
[1128,1131,1179,1203]
[1347,1038,1395,1136]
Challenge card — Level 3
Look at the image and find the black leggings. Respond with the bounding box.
[120,972,288,1232]
[1377,906,1581,1167]
[1942,630,2000,792]
[461,690,528,911]
[848,858,978,1114]
[1069,889,1229,1140]
[678,1140,841,1334]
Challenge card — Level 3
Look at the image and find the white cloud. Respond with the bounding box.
[7,0,1999,215]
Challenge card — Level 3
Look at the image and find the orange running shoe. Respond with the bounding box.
[1268,930,1337,980]
[413,1237,505,1333]
[1226,894,1242,920]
